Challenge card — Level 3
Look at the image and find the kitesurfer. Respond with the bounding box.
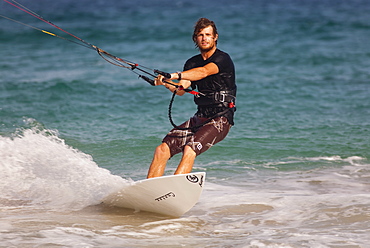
[147,18,237,178]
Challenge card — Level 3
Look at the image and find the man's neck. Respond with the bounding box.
[200,46,217,60]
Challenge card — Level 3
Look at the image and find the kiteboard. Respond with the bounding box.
[103,172,205,217]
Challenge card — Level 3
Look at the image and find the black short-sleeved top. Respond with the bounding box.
[184,49,236,125]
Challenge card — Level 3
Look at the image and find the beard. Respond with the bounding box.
[197,39,217,53]
[199,46,213,53]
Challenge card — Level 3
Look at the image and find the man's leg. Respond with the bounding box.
[147,143,171,178]
[174,145,196,175]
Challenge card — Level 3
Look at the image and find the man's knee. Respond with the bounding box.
[155,143,170,157]
[183,145,196,158]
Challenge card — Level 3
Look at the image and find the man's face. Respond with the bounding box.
[195,26,218,52]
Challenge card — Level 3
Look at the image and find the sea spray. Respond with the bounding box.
[0,124,129,210]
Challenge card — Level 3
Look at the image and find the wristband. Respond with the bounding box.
[177,71,182,81]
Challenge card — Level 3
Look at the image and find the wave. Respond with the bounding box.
[0,121,129,211]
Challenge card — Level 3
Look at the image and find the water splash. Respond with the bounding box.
[0,124,129,210]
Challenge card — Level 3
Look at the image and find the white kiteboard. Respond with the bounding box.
[103,172,205,217]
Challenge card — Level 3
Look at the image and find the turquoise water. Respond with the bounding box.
[1,0,370,247]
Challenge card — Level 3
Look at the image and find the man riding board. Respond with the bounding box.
[147,18,237,178]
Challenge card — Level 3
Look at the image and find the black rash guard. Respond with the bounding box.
[184,49,237,125]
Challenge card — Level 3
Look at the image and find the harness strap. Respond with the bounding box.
[209,91,236,103]
[194,90,236,106]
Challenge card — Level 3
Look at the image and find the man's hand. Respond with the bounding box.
[154,75,166,86]
[155,75,177,92]
[155,72,191,96]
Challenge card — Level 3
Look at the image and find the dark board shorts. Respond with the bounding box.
[163,116,232,157]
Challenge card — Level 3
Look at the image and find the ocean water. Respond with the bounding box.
[1,0,370,247]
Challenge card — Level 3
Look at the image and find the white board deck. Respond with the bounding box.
[103,172,205,217]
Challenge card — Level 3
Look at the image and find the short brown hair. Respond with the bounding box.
[192,18,218,47]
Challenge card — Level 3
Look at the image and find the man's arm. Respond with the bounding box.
[154,62,219,95]
[170,62,219,82]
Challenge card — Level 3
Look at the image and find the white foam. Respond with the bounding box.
[0,127,129,210]
[188,156,370,247]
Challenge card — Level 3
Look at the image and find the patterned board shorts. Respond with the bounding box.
[163,115,232,157]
